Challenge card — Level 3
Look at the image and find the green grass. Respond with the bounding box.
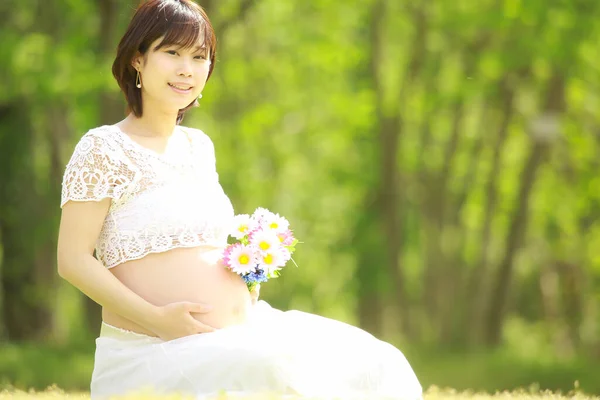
[0,343,92,392]
[403,346,600,395]
[0,387,599,400]
[1,342,599,399]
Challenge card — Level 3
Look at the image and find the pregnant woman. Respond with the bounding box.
[56,0,423,399]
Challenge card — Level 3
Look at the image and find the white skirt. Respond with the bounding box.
[91,301,423,400]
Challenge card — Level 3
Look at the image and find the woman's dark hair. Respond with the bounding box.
[112,0,217,124]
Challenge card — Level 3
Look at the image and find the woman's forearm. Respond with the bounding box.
[57,253,161,331]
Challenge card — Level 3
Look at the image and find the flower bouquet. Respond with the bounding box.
[222,207,299,291]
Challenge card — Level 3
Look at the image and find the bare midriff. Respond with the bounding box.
[102,246,252,337]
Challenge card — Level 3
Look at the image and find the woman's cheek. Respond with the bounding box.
[198,64,211,77]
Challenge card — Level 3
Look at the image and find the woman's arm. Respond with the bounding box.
[57,199,216,339]
[58,131,217,340]
[57,199,162,330]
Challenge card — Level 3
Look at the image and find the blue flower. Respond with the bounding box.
[242,268,269,284]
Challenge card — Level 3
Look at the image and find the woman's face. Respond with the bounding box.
[134,36,211,115]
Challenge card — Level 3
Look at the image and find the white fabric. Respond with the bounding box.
[61,124,423,399]
[91,301,423,400]
[60,125,234,268]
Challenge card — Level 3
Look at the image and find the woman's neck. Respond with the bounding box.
[121,110,179,138]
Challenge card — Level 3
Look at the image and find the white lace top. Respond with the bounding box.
[60,125,235,268]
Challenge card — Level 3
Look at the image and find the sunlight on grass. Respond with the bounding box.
[1,386,599,400]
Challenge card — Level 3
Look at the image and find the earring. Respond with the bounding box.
[198,94,203,100]
[136,70,142,88]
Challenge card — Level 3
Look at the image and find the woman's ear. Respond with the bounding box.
[131,52,143,71]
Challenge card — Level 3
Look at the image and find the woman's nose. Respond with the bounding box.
[177,59,193,77]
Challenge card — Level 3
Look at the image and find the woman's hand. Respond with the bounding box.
[150,301,216,341]
[250,284,260,305]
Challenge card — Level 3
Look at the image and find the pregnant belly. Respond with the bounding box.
[102,246,252,336]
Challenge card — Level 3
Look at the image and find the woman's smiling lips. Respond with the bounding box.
[168,82,194,94]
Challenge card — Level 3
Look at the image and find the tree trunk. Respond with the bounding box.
[353,190,387,337]
[425,40,486,345]
[485,73,564,346]
[467,80,515,345]
[378,1,428,338]
[0,102,55,340]
[444,102,489,347]
[80,0,123,338]
[415,56,440,340]
[485,141,548,345]
[436,100,465,345]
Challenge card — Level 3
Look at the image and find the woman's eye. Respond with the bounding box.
[194,54,207,60]
[167,50,178,55]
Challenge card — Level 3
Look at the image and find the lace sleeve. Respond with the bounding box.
[60,131,134,208]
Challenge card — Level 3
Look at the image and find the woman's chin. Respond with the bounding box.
[174,100,196,111]
[158,96,197,114]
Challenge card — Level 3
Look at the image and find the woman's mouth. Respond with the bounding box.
[168,83,193,94]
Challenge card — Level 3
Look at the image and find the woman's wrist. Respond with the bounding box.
[135,302,163,332]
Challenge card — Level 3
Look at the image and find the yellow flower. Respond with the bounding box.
[239,254,250,264]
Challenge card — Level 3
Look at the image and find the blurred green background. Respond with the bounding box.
[1,0,599,395]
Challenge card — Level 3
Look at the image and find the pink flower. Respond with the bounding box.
[277,229,295,246]
[278,247,291,264]
[223,243,257,275]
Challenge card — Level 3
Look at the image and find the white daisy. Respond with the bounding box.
[249,229,281,253]
[230,214,252,240]
[258,249,287,275]
[252,207,276,223]
[263,213,290,234]
[226,244,257,275]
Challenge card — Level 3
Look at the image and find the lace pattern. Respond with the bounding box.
[61,125,234,268]
[60,132,136,205]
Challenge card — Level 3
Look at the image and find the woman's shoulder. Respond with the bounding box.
[61,125,134,208]
[179,125,216,154]
[78,124,121,141]
[70,125,121,149]
[65,125,128,166]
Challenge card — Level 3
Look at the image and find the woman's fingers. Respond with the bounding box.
[185,301,214,314]
[194,320,217,333]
